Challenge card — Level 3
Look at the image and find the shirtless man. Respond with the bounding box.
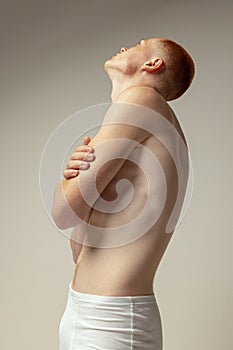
[53,38,195,349]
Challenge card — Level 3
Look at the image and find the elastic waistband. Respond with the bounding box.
[69,282,156,304]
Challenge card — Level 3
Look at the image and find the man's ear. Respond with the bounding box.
[142,57,163,73]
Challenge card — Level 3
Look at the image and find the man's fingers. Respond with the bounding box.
[75,144,94,153]
[63,169,79,179]
[83,136,91,145]
[63,136,94,179]
[70,152,95,161]
[63,157,92,179]
[63,137,93,179]
[66,160,90,170]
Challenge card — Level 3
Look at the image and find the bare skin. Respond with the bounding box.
[58,38,191,296]
[66,89,187,296]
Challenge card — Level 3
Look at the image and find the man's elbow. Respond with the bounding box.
[51,200,91,230]
[51,205,73,230]
[51,199,81,230]
[51,182,80,229]
[51,180,92,230]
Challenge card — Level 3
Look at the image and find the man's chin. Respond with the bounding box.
[104,57,113,71]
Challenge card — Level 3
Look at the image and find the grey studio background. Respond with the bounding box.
[1,0,233,349]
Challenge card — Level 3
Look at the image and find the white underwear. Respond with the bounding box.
[59,282,163,349]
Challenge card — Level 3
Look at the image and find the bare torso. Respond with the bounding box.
[71,96,187,296]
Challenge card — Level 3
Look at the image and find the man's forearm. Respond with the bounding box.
[52,178,92,230]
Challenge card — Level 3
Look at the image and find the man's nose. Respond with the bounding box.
[120,47,128,53]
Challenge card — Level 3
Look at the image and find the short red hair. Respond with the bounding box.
[155,39,195,101]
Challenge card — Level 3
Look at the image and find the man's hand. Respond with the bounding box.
[63,136,95,179]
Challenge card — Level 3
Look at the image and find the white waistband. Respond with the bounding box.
[69,282,156,304]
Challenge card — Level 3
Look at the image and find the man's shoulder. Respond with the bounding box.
[114,86,188,148]
[115,86,172,117]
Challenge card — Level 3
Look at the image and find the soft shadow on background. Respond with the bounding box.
[1,0,232,349]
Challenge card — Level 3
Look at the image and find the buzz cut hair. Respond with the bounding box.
[155,38,195,101]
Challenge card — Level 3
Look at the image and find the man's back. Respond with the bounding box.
[71,92,188,296]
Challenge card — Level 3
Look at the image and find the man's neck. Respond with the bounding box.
[110,73,149,102]
[110,81,132,102]
[110,79,162,103]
